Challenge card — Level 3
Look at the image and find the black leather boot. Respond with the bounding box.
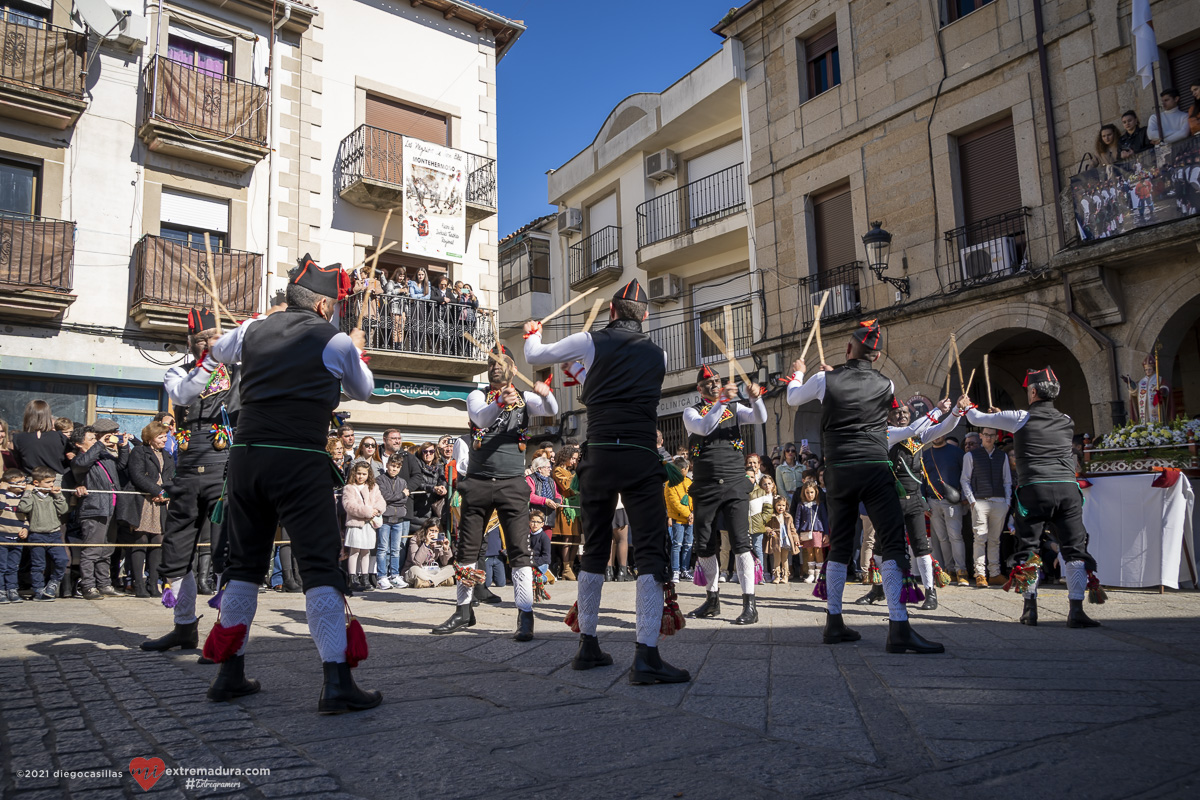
[628,644,691,685]
[822,612,861,644]
[687,592,721,619]
[919,587,938,611]
[357,575,373,593]
[885,620,945,654]
[731,594,758,625]
[1067,599,1100,628]
[513,609,534,642]
[206,654,261,702]
[317,661,382,714]
[604,566,614,582]
[855,585,885,605]
[1020,597,1038,626]
[571,634,613,670]
[474,582,502,606]
[616,566,631,582]
[140,619,199,651]
[281,571,300,593]
[430,604,476,635]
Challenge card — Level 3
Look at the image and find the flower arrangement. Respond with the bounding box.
[1089,417,1199,467]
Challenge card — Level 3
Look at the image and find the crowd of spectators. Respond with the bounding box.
[343,265,481,354]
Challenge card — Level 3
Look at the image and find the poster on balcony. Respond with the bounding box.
[401,138,466,262]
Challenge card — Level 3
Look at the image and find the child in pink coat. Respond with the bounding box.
[343,461,386,591]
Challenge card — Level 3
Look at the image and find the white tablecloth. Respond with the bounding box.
[1081,474,1195,589]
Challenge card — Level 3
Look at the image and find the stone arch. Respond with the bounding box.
[1125,269,1200,420]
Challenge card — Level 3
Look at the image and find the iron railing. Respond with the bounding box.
[465,152,497,209]
[338,291,497,359]
[647,301,754,374]
[943,207,1029,292]
[132,234,262,315]
[568,226,621,288]
[499,237,551,302]
[337,124,496,207]
[796,261,863,331]
[0,19,86,98]
[636,163,745,247]
[142,55,268,145]
[0,213,75,291]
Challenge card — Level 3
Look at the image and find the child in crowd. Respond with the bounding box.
[483,512,506,589]
[528,508,553,582]
[17,466,69,601]
[67,420,128,599]
[765,494,799,584]
[375,455,410,589]
[343,461,386,592]
[793,479,828,583]
[403,519,454,588]
[1,469,28,603]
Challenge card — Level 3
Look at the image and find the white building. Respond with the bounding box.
[0,0,522,445]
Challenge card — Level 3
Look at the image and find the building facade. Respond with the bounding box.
[0,0,521,444]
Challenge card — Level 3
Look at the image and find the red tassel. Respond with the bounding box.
[345,618,369,667]
[201,622,246,664]
[564,601,580,633]
[1086,571,1108,605]
[660,583,686,637]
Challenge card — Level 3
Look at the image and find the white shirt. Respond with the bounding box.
[452,435,472,477]
[786,368,896,407]
[523,330,668,377]
[887,407,965,448]
[961,446,1013,504]
[466,388,558,429]
[682,395,768,435]
[966,408,1029,433]
[164,358,219,407]
[1148,108,1190,144]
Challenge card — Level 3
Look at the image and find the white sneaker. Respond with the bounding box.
[378,576,392,590]
[805,574,815,584]
[392,577,408,588]
[671,571,680,584]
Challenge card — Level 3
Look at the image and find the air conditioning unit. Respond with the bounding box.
[645,149,677,181]
[810,284,859,319]
[114,13,148,51]
[557,208,583,235]
[647,273,682,304]
[959,236,1016,282]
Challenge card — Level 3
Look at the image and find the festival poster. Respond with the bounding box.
[401,137,467,261]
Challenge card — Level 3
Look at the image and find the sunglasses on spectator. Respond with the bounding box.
[363,443,376,449]
[422,449,436,455]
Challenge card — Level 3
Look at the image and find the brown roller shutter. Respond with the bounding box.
[365,94,448,144]
[805,27,838,58]
[958,118,1020,226]
[1168,41,1200,111]
[813,187,856,272]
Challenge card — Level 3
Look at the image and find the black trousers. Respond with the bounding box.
[454,475,531,571]
[901,496,932,558]
[159,466,225,581]
[577,444,670,582]
[1012,482,1095,571]
[223,445,345,592]
[691,475,754,559]
[826,462,909,570]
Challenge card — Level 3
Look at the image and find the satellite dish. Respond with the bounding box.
[73,0,122,37]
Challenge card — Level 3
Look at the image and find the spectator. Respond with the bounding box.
[337,425,356,467]
[343,461,385,592]
[745,453,763,485]
[528,508,552,581]
[962,427,1013,588]
[552,445,581,580]
[69,420,129,599]
[526,456,562,531]
[793,479,828,583]
[608,495,631,582]
[17,465,69,601]
[1118,110,1151,157]
[1149,88,1190,144]
[119,421,174,598]
[408,442,448,524]
[381,428,419,479]
[749,475,776,573]
[1,468,28,603]
[776,443,804,503]
[327,438,350,484]
[483,515,506,589]
[1190,83,1200,136]
[656,429,671,461]
[384,268,410,348]
[665,456,693,583]
[0,419,17,472]
[963,431,981,453]
[375,454,410,590]
[765,494,799,584]
[355,436,384,474]
[402,519,454,587]
[408,267,431,300]
[437,435,455,463]
[152,411,177,463]
[11,400,69,476]
[923,432,968,586]
[1094,123,1121,165]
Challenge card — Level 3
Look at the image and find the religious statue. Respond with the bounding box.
[1124,352,1172,424]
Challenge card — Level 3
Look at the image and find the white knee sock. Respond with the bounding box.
[699,555,720,594]
[916,554,934,590]
[735,552,755,595]
[825,561,847,615]
[306,584,347,663]
[1064,560,1087,601]
[218,579,259,655]
[173,571,198,625]
[456,581,472,606]
[880,560,908,622]
[635,574,662,647]
[577,570,604,637]
[513,566,533,612]
[1023,572,1040,600]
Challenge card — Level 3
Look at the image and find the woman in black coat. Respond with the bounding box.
[407,443,448,526]
[118,422,175,597]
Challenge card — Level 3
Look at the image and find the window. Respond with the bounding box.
[0,157,38,218]
[160,189,230,251]
[0,2,49,27]
[944,0,994,25]
[499,237,551,302]
[957,117,1020,227]
[812,186,855,273]
[166,34,229,79]
[0,377,164,434]
[1168,40,1200,113]
[365,94,448,145]
[805,27,840,99]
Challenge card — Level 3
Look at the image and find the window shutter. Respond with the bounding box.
[813,187,855,272]
[958,118,1020,226]
[1168,42,1200,111]
[160,189,229,233]
[365,95,448,145]
[805,27,837,58]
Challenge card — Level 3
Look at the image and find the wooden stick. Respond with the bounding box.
[965,368,976,396]
[462,332,535,387]
[540,286,599,326]
[799,290,830,362]
[984,353,993,408]
[815,321,826,367]
[700,322,754,385]
[722,304,735,384]
[582,296,606,333]
[950,333,965,391]
[176,256,234,329]
[944,367,952,400]
[369,209,393,276]
[203,233,222,336]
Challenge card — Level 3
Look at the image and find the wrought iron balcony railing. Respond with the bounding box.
[568,226,622,289]
[141,55,269,145]
[647,300,754,374]
[636,163,745,248]
[337,290,497,360]
[0,213,75,291]
[132,234,262,315]
[796,261,864,331]
[465,151,497,209]
[942,207,1029,292]
[0,19,86,99]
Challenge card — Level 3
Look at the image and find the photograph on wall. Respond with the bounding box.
[402,137,466,261]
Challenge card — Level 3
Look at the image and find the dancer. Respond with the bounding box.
[430,345,557,641]
[142,307,238,654]
[684,365,767,625]
[966,369,1102,628]
[524,280,689,684]
[787,320,944,654]
[200,254,382,713]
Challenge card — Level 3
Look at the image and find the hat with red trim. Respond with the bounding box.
[890,396,901,409]
[696,364,719,384]
[290,253,350,300]
[1022,366,1058,387]
[613,279,648,304]
[187,307,217,336]
[852,319,882,352]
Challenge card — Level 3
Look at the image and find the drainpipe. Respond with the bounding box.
[1032,0,1066,248]
[1063,272,1126,429]
[265,1,293,306]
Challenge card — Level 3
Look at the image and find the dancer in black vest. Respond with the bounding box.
[966,368,1101,628]
[684,365,767,625]
[431,345,557,640]
[856,397,963,610]
[524,280,689,685]
[199,254,382,713]
[787,320,944,653]
[141,307,238,654]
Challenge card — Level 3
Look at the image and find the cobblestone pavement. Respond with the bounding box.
[2,578,1199,800]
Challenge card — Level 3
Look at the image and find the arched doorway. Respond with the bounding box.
[1145,294,1200,421]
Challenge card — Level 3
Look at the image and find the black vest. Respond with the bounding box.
[888,437,924,494]
[688,400,746,482]
[469,388,529,480]
[968,447,1008,498]
[175,363,240,467]
[237,308,341,447]
[579,321,665,446]
[821,359,892,463]
[1013,401,1076,486]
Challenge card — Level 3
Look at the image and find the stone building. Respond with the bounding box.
[714,0,1199,447]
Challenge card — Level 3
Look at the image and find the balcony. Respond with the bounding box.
[648,300,754,375]
[568,226,622,291]
[636,163,747,271]
[337,291,496,378]
[942,207,1030,293]
[336,124,498,224]
[138,56,269,172]
[130,234,262,334]
[0,20,86,129]
[0,214,76,320]
[796,261,864,332]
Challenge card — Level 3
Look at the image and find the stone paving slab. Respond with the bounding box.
[2,580,1199,799]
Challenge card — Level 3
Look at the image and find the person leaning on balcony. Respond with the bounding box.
[1148,88,1191,145]
[1094,124,1122,166]
[383,269,409,348]
[1118,110,1152,158]
[1189,83,1200,136]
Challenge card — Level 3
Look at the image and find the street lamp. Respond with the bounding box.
[861,221,910,298]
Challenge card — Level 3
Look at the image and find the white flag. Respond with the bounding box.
[1132,0,1158,89]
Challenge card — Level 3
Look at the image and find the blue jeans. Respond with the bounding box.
[270,547,282,588]
[376,521,409,578]
[28,532,68,592]
[751,533,764,565]
[669,522,693,574]
[484,555,506,587]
